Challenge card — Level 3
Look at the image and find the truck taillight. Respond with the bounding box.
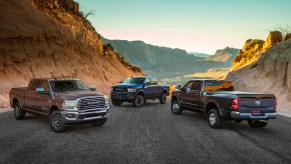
[274,99,277,110]
[232,98,239,110]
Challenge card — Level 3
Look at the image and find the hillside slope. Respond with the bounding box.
[226,32,291,111]
[0,0,142,108]
[205,47,240,66]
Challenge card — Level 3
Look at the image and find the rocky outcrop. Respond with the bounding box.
[226,37,291,111]
[0,0,142,108]
[231,31,283,71]
[262,31,282,52]
[284,33,291,41]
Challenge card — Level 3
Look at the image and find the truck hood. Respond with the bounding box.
[114,83,143,89]
[55,91,104,100]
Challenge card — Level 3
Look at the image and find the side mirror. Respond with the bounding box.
[36,88,48,94]
[89,85,96,91]
[176,85,182,90]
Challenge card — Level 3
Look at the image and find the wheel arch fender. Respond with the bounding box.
[205,100,221,115]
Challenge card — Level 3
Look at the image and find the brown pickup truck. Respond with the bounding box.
[9,78,109,132]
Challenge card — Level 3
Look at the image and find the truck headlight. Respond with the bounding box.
[128,88,136,92]
[63,100,78,110]
[104,96,109,107]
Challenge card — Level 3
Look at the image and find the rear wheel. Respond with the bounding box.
[171,100,182,114]
[50,111,66,132]
[208,109,224,129]
[14,102,25,120]
[248,120,268,128]
[111,99,122,106]
[133,95,145,107]
[159,93,167,104]
[91,119,107,127]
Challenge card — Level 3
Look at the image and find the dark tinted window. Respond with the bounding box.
[204,81,234,91]
[50,80,88,92]
[30,80,42,91]
[183,81,194,89]
[123,77,145,84]
[192,81,202,90]
[150,77,158,85]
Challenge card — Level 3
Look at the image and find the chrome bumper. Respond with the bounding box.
[61,107,109,123]
[231,111,277,119]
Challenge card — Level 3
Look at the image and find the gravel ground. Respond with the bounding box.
[0,101,291,163]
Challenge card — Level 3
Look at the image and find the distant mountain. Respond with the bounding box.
[188,52,211,58]
[205,47,240,66]
[102,37,240,81]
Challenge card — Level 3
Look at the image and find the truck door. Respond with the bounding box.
[190,81,203,110]
[143,78,153,98]
[179,81,195,108]
[35,80,51,115]
[150,77,160,97]
[24,80,42,111]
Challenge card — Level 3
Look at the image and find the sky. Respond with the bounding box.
[75,0,291,54]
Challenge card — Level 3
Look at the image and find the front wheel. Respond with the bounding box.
[208,109,224,129]
[14,102,25,120]
[133,95,145,107]
[248,120,268,128]
[50,111,66,132]
[171,100,182,114]
[159,93,167,104]
[111,99,122,106]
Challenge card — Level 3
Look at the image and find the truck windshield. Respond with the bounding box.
[204,81,234,91]
[49,80,88,92]
[123,77,145,84]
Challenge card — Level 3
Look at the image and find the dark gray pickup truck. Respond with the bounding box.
[9,78,109,132]
[171,79,277,128]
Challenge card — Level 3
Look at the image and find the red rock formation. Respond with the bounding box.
[0,0,142,108]
[262,31,282,52]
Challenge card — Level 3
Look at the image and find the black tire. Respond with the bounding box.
[171,100,182,115]
[248,120,268,128]
[50,111,66,132]
[159,93,167,104]
[111,99,122,106]
[14,102,25,120]
[208,109,224,129]
[91,119,107,127]
[133,95,145,107]
[234,119,242,123]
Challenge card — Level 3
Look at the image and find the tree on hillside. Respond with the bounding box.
[275,24,291,40]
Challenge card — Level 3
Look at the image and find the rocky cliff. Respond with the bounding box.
[0,0,142,108]
[227,31,291,110]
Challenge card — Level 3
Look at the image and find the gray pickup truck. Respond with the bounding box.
[9,78,109,132]
[171,79,277,128]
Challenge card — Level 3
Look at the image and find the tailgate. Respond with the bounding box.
[238,97,276,113]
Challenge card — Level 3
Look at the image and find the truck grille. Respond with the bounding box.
[78,97,105,110]
[113,87,127,93]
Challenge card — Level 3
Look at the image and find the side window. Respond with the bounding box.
[144,78,151,85]
[192,81,202,91]
[183,81,194,89]
[150,77,158,85]
[30,80,42,91]
[40,81,50,92]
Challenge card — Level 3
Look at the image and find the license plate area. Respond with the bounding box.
[251,110,262,116]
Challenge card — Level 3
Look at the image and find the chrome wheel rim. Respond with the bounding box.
[172,103,180,112]
[14,106,20,116]
[136,96,144,106]
[209,113,216,126]
[52,114,63,129]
